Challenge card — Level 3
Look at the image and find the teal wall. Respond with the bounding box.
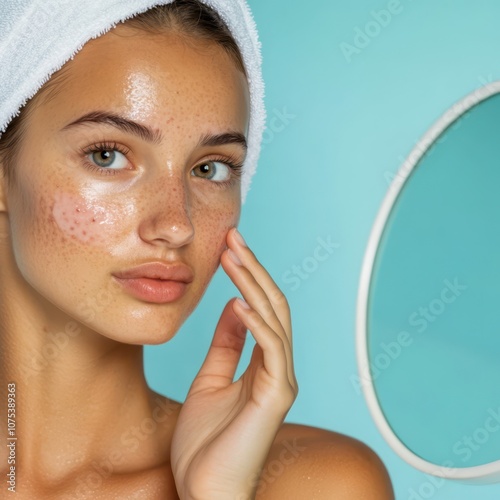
[146,1,500,498]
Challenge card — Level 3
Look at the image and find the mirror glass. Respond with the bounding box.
[358,85,500,478]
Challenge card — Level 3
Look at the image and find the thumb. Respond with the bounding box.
[191,298,248,391]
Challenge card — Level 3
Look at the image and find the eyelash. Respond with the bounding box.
[80,141,130,176]
[201,155,244,188]
[79,141,244,187]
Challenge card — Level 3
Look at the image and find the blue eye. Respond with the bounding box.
[193,161,232,183]
[88,149,128,170]
[80,141,131,176]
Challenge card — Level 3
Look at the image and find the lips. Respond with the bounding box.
[112,262,194,304]
[113,262,194,282]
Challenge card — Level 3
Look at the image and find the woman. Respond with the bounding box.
[0,0,395,498]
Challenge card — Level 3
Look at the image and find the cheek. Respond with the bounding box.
[9,188,121,274]
[195,204,240,276]
[9,186,135,282]
[51,191,134,246]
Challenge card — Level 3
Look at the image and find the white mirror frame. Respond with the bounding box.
[356,79,500,483]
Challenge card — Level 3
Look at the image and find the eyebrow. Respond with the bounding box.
[61,111,247,151]
[198,132,247,152]
[61,111,163,144]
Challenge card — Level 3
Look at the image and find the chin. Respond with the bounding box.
[70,275,210,346]
[101,322,183,346]
[63,300,186,347]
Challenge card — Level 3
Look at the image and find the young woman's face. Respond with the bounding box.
[3,25,250,344]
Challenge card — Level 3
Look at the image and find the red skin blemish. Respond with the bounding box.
[52,192,114,245]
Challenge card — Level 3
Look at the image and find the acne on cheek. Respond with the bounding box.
[51,191,120,245]
[51,190,237,261]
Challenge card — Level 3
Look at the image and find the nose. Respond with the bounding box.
[138,174,195,249]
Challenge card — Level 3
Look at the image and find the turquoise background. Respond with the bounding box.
[145,1,500,498]
[368,91,500,469]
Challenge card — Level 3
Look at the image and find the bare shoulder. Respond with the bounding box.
[255,423,395,500]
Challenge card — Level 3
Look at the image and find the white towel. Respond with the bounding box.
[0,0,265,203]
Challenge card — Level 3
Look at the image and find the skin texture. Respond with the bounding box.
[3,28,247,346]
[0,23,394,500]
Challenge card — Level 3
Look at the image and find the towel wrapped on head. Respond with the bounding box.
[0,0,265,203]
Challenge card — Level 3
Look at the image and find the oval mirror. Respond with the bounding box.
[356,81,500,483]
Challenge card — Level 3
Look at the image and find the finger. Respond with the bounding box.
[190,298,247,394]
[220,249,296,389]
[221,249,286,344]
[226,228,292,343]
[222,229,297,389]
[231,297,292,390]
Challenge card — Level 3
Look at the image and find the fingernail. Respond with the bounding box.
[227,248,243,266]
[233,228,247,247]
[236,297,250,309]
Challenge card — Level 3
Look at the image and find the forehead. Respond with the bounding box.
[34,26,250,135]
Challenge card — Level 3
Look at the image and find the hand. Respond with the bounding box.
[170,227,298,500]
